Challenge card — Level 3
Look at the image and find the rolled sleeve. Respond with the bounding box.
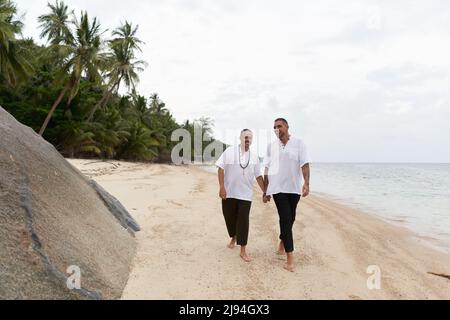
[254,161,262,178]
[299,141,311,168]
[263,145,271,169]
[215,150,227,170]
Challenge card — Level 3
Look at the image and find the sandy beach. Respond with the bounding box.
[69,159,450,300]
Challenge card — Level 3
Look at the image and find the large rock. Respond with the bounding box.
[88,180,141,234]
[0,106,137,300]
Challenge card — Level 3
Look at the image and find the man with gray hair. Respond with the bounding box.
[216,129,266,262]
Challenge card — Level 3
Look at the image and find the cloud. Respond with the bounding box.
[309,22,387,47]
[367,63,450,89]
[15,0,450,162]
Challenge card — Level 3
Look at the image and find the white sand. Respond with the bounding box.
[69,159,450,300]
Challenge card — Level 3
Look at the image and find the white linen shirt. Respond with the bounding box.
[216,146,262,202]
[264,137,311,196]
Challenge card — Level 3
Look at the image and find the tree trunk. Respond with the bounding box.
[65,95,75,111]
[87,77,122,122]
[87,87,111,122]
[99,86,115,110]
[39,82,72,136]
[101,75,123,110]
[64,77,80,112]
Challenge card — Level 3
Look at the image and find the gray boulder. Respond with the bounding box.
[0,106,137,300]
[88,180,141,234]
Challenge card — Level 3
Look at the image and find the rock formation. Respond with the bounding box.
[0,106,138,299]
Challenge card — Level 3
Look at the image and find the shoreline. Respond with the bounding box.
[310,190,450,254]
[197,163,450,253]
[68,159,450,300]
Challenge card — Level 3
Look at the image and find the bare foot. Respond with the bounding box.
[277,241,285,255]
[285,252,295,272]
[240,253,252,263]
[227,237,236,249]
[284,263,295,272]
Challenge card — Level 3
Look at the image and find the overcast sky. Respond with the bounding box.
[17,0,450,162]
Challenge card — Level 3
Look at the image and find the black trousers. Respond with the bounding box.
[222,198,252,246]
[273,193,301,253]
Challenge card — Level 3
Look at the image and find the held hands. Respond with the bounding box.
[219,186,227,200]
[263,194,271,203]
[302,184,310,198]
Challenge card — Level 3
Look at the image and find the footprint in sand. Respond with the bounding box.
[167,200,184,207]
[148,206,164,212]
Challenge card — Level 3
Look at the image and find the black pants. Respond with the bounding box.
[222,198,252,246]
[273,193,301,253]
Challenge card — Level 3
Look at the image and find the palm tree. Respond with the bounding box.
[39,11,105,136]
[127,90,152,127]
[117,122,161,161]
[90,106,130,158]
[56,120,100,158]
[86,21,146,122]
[149,93,168,115]
[111,21,144,55]
[38,0,73,46]
[0,0,31,85]
[37,0,73,72]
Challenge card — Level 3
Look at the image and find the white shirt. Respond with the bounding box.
[216,145,262,202]
[264,137,311,196]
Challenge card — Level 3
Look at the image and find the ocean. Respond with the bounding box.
[312,163,450,248]
[202,163,450,248]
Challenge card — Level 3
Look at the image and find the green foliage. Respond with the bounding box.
[38,0,73,46]
[0,0,225,162]
[117,122,160,161]
[0,0,33,85]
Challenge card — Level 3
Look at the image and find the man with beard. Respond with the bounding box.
[263,118,311,272]
[216,129,266,262]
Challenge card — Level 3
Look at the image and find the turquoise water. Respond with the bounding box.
[312,163,450,247]
[202,163,450,247]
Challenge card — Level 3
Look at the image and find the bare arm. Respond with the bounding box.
[218,168,226,199]
[263,168,271,203]
[263,167,269,192]
[302,163,310,197]
[256,176,265,193]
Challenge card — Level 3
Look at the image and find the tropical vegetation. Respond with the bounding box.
[0,0,223,162]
